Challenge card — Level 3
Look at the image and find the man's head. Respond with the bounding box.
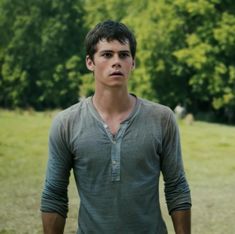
[85,20,137,61]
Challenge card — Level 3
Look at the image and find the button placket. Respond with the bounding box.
[111,140,121,181]
[102,122,128,182]
[110,123,128,182]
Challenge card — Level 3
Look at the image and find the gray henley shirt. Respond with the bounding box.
[41,96,191,234]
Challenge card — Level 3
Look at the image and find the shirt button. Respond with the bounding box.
[112,160,117,164]
[104,124,108,128]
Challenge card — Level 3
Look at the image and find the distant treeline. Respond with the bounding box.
[0,0,235,123]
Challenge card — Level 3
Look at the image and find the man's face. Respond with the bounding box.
[86,39,135,88]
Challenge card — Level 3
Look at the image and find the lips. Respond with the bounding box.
[109,71,123,76]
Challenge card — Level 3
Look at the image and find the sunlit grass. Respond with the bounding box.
[0,110,235,234]
[160,120,235,234]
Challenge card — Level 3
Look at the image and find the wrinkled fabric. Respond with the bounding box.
[41,96,191,234]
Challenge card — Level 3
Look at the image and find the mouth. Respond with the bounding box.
[109,71,123,77]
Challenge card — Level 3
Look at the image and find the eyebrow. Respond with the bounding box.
[99,50,131,53]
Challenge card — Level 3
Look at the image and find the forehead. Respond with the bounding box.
[95,39,131,52]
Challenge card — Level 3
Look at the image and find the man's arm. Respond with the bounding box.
[42,212,66,234]
[171,209,191,234]
[41,114,73,232]
[160,110,192,233]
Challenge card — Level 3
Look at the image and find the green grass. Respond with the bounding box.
[0,110,235,234]
[160,120,235,234]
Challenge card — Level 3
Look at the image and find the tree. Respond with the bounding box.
[125,0,235,122]
[172,0,235,122]
[0,0,86,109]
[1,0,235,123]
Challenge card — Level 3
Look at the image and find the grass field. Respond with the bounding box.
[0,109,235,234]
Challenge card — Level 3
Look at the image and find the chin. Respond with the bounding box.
[105,81,127,88]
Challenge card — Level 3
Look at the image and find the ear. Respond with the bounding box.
[86,55,95,72]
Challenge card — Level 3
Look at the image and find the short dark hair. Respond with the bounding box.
[85,20,137,60]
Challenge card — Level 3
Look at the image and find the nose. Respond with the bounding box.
[112,54,121,68]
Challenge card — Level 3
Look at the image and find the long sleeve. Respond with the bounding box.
[160,110,191,214]
[41,114,73,218]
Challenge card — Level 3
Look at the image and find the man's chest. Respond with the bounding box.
[70,120,162,180]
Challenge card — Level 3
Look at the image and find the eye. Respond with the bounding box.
[119,52,130,59]
[102,52,112,58]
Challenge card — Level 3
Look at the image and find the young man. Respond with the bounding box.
[41,20,191,234]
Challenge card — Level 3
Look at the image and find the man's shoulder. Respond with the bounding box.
[138,97,178,131]
[53,97,89,125]
[138,97,173,116]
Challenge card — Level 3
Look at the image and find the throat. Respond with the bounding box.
[106,121,120,136]
[92,93,137,135]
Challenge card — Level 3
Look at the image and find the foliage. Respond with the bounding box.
[0,0,235,122]
[79,73,95,98]
[84,0,131,27]
[172,0,235,120]
[124,0,235,122]
[0,0,86,109]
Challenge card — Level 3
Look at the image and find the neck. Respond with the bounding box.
[93,88,134,115]
[92,87,136,135]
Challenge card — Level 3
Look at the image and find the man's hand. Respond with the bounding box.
[171,209,191,234]
[42,212,66,234]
